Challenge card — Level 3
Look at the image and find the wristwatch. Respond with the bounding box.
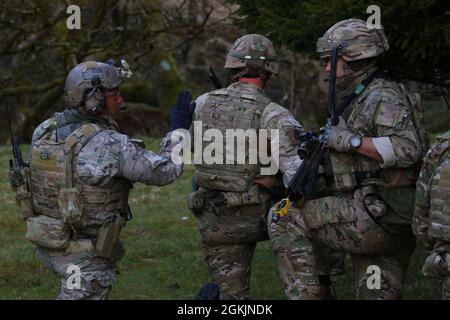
[350,135,362,150]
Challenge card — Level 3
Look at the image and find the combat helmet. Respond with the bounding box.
[316,18,389,62]
[64,59,132,113]
[225,34,279,77]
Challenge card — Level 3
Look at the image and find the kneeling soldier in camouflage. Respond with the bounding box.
[21,60,193,299]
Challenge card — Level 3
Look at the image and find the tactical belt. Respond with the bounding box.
[203,191,267,215]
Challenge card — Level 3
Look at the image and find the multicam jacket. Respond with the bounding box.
[29,108,183,228]
[329,76,424,233]
[413,130,450,247]
[191,81,303,194]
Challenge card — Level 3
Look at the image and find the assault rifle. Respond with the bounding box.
[272,44,344,223]
[5,100,28,172]
[1,79,27,172]
[2,79,34,219]
[208,67,223,89]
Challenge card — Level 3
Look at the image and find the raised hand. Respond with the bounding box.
[169,90,196,131]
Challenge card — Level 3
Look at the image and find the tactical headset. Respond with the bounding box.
[83,76,107,114]
[82,59,131,114]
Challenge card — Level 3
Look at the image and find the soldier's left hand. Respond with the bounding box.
[324,117,354,152]
[169,91,196,131]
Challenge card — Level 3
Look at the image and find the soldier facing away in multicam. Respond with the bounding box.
[21,60,195,299]
[413,128,450,299]
[187,34,305,300]
[268,18,429,299]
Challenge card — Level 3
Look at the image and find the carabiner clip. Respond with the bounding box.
[272,198,291,223]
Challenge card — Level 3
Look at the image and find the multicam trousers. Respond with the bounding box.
[36,238,124,300]
[197,200,269,300]
[268,187,416,300]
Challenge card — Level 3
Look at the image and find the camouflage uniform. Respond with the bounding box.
[192,81,305,300]
[268,19,425,299]
[189,34,308,300]
[28,109,183,300]
[25,61,185,300]
[413,131,450,299]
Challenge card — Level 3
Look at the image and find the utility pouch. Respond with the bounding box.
[223,184,262,208]
[58,187,85,227]
[55,132,89,227]
[359,186,391,236]
[25,215,70,249]
[95,215,125,259]
[362,193,387,221]
[429,163,450,241]
[9,167,34,220]
[329,152,358,192]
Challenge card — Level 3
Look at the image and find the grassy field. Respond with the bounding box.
[0,137,441,300]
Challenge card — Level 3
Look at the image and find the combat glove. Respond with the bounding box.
[324,117,354,153]
[169,90,196,131]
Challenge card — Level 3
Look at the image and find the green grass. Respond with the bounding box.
[0,138,441,300]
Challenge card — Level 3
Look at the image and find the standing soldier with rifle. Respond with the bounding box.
[187,34,306,300]
[268,19,428,299]
[7,60,194,300]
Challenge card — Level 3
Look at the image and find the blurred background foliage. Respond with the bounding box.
[0,0,448,141]
[229,0,449,84]
[0,0,237,139]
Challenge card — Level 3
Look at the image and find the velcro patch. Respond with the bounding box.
[39,152,51,160]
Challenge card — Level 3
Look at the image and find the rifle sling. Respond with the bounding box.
[304,144,325,196]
